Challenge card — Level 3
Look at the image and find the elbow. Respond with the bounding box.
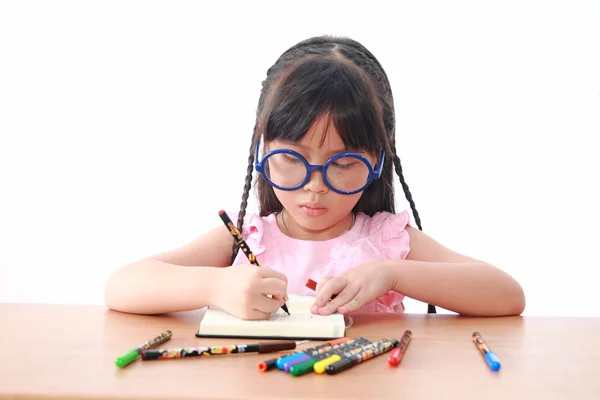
[497,281,526,316]
[463,281,526,317]
[509,283,526,316]
[103,273,123,312]
[103,268,138,314]
[489,267,526,316]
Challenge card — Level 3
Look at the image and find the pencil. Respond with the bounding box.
[218,210,290,315]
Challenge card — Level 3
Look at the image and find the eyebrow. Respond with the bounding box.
[283,141,355,154]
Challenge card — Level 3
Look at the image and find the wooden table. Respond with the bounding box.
[0,303,598,400]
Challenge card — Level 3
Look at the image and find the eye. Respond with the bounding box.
[282,153,301,163]
[332,160,356,169]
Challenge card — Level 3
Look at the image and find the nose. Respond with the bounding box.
[303,169,329,194]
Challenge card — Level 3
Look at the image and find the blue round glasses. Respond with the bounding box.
[254,140,385,195]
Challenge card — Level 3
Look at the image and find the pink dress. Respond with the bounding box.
[229,210,412,313]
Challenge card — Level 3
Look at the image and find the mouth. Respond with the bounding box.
[299,203,327,217]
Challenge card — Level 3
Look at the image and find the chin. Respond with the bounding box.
[292,211,336,231]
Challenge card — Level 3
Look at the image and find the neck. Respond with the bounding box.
[279,210,355,241]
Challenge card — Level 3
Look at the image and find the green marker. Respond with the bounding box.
[289,357,320,376]
[115,330,172,368]
[288,348,342,377]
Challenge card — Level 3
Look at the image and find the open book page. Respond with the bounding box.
[196,294,346,339]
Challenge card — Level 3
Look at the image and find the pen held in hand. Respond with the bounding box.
[218,210,290,315]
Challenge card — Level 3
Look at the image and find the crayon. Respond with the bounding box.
[114,330,172,368]
[325,338,399,375]
[388,330,412,366]
[142,340,305,360]
[275,337,350,370]
[219,210,289,315]
[472,332,501,371]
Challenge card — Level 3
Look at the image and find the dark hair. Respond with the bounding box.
[232,35,435,313]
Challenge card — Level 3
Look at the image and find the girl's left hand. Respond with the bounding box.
[310,261,396,315]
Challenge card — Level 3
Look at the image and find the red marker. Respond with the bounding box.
[305,278,337,299]
[388,330,412,366]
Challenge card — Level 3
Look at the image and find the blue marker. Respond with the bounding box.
[276,352,305,370]
[284,353,311,371]
[472,332,501,371]
[275,338,354,370]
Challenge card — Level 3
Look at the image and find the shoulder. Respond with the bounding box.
[354,211,411,259]
[225,210,282,258]
[225,210,279,238]
[404,225,480,263]
[358,210,411,239]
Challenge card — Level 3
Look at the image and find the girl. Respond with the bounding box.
[104,35,525,319]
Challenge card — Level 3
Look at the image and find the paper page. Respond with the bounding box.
[198,294,345,338]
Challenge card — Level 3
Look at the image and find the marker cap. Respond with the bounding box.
[115,349,139,368]
[388,347,402,366]
[484,352,501,371]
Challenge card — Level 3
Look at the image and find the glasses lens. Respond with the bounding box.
[264,153,307,188]
[326,157,370,192]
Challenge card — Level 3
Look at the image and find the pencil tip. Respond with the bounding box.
[281,303,290,315]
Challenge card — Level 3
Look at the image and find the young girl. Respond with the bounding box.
[105,35,525,320]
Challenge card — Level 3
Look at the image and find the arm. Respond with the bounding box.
[390,226,526,316]
[104,225,233,314]
[311,226,525,317]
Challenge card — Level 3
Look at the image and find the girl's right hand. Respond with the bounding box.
[211,264,288,320]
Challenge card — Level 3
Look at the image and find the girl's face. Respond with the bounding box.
[265,116,378,240]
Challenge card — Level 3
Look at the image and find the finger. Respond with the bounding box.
[258,266,288,283]
[257,277,287,298]
[315,277,332,295]
[253,294,285,314]
[245,309,272,320]
[317,285,360,315]
[337,295,365,314]
[311,277,348,311]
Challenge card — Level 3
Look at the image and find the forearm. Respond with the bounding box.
[104,259,220,314]
[385,260,525,316]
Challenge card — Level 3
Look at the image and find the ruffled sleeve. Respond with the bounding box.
[369,210,411,261]
[225,210,267,265]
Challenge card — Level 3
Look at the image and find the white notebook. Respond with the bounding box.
[195,294,347,340]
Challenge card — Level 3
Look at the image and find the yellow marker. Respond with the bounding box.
[313,354,342,374]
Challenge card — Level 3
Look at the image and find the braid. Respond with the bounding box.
[392,154,422,230]
[241,35,437,313]
[231,43,331,262]
[230,142,255,264]
[336,39,436,314]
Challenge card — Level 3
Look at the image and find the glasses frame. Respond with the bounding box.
[254,140,385,195]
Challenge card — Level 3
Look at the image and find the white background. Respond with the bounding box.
[1,1,599,316]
